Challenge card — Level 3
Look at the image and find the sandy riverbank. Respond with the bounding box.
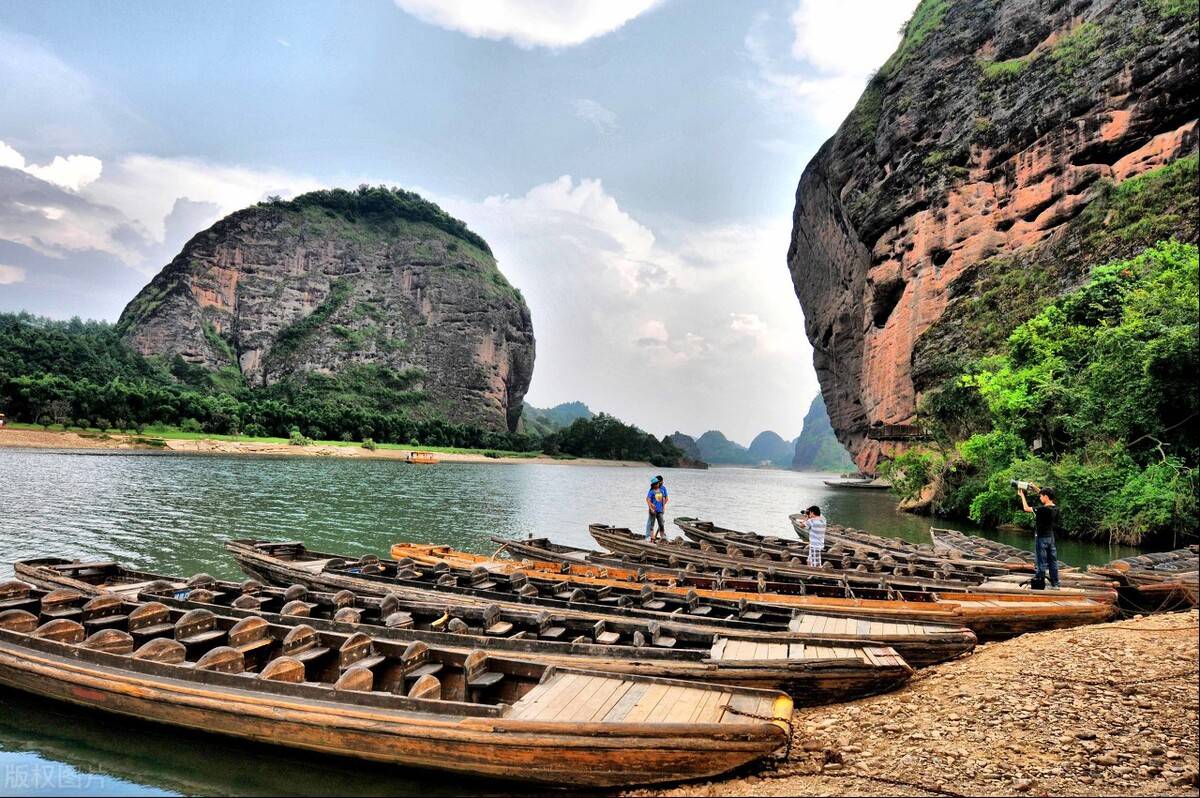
[0,427,651,467]
[630,610,1199,797]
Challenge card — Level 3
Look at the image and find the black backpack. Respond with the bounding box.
[1030,572,1046,591]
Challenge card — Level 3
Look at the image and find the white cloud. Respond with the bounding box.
[393,0,662,48]
[0,264,26,285]
[438,176,814,441]
[746,1,918,132]
[572,98,619,135]
[0,140,103,192]
[0,140,322,273]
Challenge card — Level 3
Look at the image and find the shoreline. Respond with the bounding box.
[0,427,652,468]
[629,610,1199,797]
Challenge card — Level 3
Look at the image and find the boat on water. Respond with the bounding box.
[399,533,1118,639]
[405,451,438,464]
[11,559,916,700]
[930,527,1047,566]
[0,579,790,787]
[822,477,893,490]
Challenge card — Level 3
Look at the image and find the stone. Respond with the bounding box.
[118,190,535,432]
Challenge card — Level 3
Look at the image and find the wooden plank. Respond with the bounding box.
[765,642,788,660]
[508,672,580,719]
[601,681,649,722]
[752,641,769,660]
[622,683,672,724]
[563,676,623,723]
[546,675,608,721]
[653,687,704,724]
[709,637,728,660]
[588,679,635,722]
[688,688,730,724]
[869,621,886,637]
[856,619,872,636]
[787,642,806,660]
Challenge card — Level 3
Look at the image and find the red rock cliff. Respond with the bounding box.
[788,0,1198,473]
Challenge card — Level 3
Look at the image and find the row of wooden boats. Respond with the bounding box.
[0,518,1186,787]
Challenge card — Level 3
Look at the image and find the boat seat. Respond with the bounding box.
[333,590,356,608]
[380,593,403,615]
[280,600,312,617]
[259,656,305,683]
[688,605,713,616]
[338,632,386,672]
[446,618,470,633]
[32,618,86,643]
[281,625,331,665]
[399,640,444,683]
[333,607,362,624]
[133,637,187,664]
[592,620,621,646]
[384,611,414,629]
[228,617,273,656]
[436,573,458,587]
[127,602,174,640]
[186,573,216,588]
[509,572,529,590]
[174,609,225,649]
[638,585,667,611]
[463,650,504,700]
[592,586,612,600]
[39,589,83,622]
[186,588,218,604]
[535,612,566,640]
[282,584,309,602]
[83,628,135,654]
[0,580,37,612]
[648,622,677,648]
[517,584,539,598]
[195,646,244,674]
[407,673,441,700]
[232,594,263,610]
[240,579,264,595]
[482,605,513,637]
[0,609,38,633]
[358,563,385,575]
[81,595,128,631]
[335,666,374,691]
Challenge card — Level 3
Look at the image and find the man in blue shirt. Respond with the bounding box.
[645,476,669,542]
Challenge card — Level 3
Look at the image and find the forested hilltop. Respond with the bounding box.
[0,313,691,467]
[788,0,1198,545]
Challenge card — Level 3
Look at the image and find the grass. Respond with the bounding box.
[880,0,949,78]
[5,421,545,459]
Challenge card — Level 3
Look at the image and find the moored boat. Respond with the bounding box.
[395,533,1119,639]
[1086,546,1199,613]
[8,563,917,699]
[0,580,791,787]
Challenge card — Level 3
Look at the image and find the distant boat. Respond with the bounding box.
[405,451,438,464]
[822,477,891,490]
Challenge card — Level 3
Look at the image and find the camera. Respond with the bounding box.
[1010,479,1035,491]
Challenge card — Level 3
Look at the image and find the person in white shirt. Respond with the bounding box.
[798,505,826,567]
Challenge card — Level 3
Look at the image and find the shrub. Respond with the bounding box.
[362,437,377,451]
[288,427,311,447]
[180,418,202,433]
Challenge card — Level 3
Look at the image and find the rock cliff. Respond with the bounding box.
[787,0,1198,472]
[118,187,535,431]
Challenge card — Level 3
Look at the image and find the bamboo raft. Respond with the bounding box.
[11,560,915,700]
[0,579,790,787]
[219,542,984,662]
[393,535,1118,639]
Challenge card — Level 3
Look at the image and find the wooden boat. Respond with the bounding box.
[594,523,1116,601]
[1086,546,1199,613]
[392,535,1119,639]
[822,478,892,490]
[931,527,1045,566]
[405,451,438,464]
[9,561,915,700]
[0,580,790,787]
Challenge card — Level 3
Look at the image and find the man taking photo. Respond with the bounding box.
[1018,483,1061,590]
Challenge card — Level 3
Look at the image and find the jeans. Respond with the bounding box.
[1035,535,1060,588]
[645,510,666,539]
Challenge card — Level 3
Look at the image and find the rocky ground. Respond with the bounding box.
[631,610,1199,797]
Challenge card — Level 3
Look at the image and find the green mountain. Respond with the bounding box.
[747,430,796,467]
[792,394,856,472]
[521,401,594,437]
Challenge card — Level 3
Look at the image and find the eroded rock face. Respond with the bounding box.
[788,0,1198,473]
[119,195,535,431]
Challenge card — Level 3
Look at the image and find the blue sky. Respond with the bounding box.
[0,0,917,443]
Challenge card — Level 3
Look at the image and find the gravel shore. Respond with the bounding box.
[630,610,1199,797]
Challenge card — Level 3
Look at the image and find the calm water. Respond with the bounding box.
[0,448,1141,796]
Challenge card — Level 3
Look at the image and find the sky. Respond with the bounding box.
[0,0,919,444]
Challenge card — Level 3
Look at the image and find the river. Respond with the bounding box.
[0,448,1142,795]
